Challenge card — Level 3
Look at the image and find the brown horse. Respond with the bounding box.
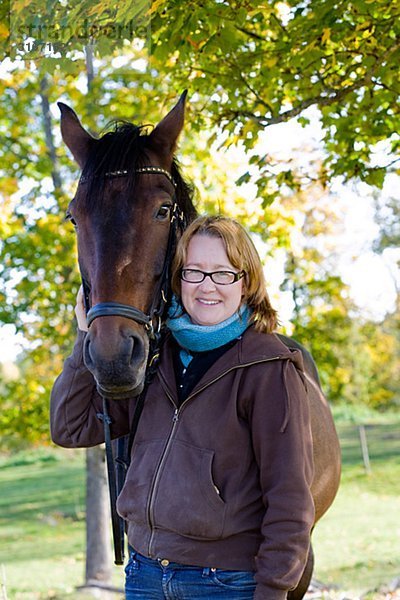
[59,93,341,598]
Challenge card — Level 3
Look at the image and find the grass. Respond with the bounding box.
[0,412,399,599]
[0,448,92,599]
[312,419,400,597]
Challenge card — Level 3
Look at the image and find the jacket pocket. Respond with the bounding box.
[116,439,165,525]
[152,439,227,540]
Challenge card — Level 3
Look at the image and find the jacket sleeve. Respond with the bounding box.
[50,330,132,448]
[248,358,315,600]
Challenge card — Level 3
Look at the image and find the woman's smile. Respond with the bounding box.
[197,298,220,305]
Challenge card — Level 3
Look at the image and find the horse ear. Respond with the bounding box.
[58,102,95,168]
[149,90,187,155]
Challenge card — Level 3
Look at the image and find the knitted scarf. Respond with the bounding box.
[167,297,252,366]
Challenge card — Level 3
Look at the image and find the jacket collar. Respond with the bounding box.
[157,326,305,403]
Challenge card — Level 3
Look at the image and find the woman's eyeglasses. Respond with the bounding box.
[180,269,245,285]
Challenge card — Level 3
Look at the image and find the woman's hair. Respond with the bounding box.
[171,215,278,333]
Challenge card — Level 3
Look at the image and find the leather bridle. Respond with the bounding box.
[77,165,186,566]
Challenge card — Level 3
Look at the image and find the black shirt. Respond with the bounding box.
[171,338,239,406]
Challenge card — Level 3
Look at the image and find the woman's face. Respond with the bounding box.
[180,234,244,326]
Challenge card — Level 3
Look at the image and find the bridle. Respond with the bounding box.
[77,165,187,566]
[80,166,186,340]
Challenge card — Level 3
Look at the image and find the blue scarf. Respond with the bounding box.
[167,297,252,367]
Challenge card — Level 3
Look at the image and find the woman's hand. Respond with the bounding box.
[75,285,89,332]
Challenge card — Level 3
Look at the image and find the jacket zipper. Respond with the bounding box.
[147,355,282,556]
[147,403,179,557]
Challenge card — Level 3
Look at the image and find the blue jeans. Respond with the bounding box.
[125,549,256,599]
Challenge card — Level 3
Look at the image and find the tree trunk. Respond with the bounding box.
[85,445,113,588]
[39,74,63,193]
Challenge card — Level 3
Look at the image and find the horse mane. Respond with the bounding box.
[80,120,197,221]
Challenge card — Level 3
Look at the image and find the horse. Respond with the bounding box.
[59,92,341,599]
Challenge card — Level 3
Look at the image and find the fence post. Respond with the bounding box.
[358,425,371,474]
[1,564,8,600]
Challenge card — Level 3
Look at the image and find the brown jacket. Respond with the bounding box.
[50,326,315,599]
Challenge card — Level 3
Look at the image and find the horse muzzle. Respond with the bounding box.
[83,321,149,400]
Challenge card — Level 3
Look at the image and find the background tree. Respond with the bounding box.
[4,0,400,198]
[280,182,399,409]
[1,44,398,434]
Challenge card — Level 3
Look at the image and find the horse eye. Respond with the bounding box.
[156,204,172,220]
[65,211,77,228]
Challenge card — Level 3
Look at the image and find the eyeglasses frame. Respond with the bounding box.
[180,268,245,285]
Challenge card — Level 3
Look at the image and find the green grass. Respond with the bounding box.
[312,418,400,597]
[0,448,126,599]
[0,415,399,599]
[0,448,91,599]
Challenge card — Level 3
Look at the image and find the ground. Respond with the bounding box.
[305,577,400,600]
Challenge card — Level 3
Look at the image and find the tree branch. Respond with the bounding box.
[85,44,95,90]
[224,41,400,127]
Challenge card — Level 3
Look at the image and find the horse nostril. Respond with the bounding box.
[82,334,94,370]
[130,333,146,366]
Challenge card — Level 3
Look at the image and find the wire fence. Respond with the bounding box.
[337,422,400,472]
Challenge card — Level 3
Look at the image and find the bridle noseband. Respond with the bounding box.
[80,166,185,339]
[86,302,153,329]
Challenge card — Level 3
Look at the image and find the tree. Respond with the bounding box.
[371,187,400,408]
[4,0,400,199]
[372,188,400,306]
[279,181,399,409]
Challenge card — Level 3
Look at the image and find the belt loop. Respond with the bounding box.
[202,567,211,577]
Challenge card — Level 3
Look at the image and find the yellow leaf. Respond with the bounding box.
[149,0,166,16]
[11,0,32,13]
[265,56,277,68]
[321,28,331,44]
[0,23,9,39]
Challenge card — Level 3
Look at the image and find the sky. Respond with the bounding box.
[333,181,398,320]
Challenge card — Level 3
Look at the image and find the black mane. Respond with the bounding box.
[79,121,197,221]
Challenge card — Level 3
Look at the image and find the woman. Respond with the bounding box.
[51,215,315,600]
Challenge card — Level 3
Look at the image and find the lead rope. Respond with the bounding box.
[99,398,126,565]
[99,343,160,565]
[110,337,162,565]
[93,307,164,566]
[94,329,162,565]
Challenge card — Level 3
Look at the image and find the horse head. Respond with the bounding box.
[59,93,196,400]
